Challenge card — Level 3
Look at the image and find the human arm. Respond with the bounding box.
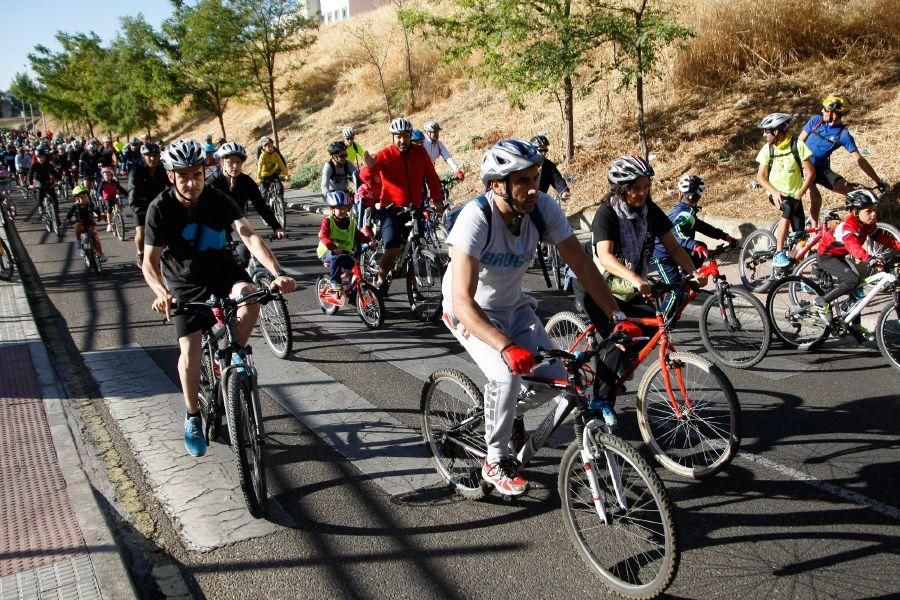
[548,161,569,197]
[233,217,295,292]
[245,177,283,235]
[659,231,708,286]
[847,151,884,187]
[142,245,174,321]
[796,158,815,200]
[320,162,333,195]
[557,235,619,317]
[695,219,735,245]
[755,161,783,202]
[318,218,342,254]
[449,247,512,351]
[422,152,443,207]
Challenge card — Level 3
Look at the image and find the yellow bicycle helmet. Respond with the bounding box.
[72,184,89,196]
[822,95,852,115]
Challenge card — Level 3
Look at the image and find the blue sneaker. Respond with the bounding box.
[772,251,792,268]
[184,415,207,457]
[589,398,618,428]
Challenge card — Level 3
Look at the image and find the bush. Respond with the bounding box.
[290,163,320,191]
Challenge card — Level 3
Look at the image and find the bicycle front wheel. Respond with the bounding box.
[792,255,834,294]
[559,432,678,598]
[356,282,384,329]
[637,352,741,479]
[875,301,900,372]
[272,188,287,229]
[0,238,13,281]
[545,311,594,353]
[226,370,267,518]
[198,342,221,442]
[49,201,61,238]
[421,369,489,500]
[698,285,770,369]
[406,248,443,322]
[256,275,293,358]
[549,245,564,290]
[113,208,126,241]
[739,229,776,292]
[766,275,830,350]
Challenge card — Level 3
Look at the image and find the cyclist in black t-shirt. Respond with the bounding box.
[142,139,296,457]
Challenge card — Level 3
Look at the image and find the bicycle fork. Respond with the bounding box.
[580,420,627,523]
[659,345,690,418]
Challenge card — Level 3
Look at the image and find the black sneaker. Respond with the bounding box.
[377,281,390,298]
[136,252,144,269]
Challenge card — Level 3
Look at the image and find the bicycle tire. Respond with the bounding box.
[225,369,267,518]
[766,275,830,350]
[545,311,594,353]
[792,255,834,294]
[421,369,490,500]
[636,352,741,479]
[316,276,339,315]
[549,245,565,290]
[113,208,126,241]
[272,185,287,229]
[255,274,293,358]
[41,198,53,235]
[406,248,443,322]
[867,223,900,257]
[356,282,384,329]
[698,285,770,369]
[559,432,678,599]
[199,342,221,442]
[875,301,900,372]
[0,238,13,281]
[739,229,776,292]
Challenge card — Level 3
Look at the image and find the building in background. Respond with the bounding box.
[302,0,380,24]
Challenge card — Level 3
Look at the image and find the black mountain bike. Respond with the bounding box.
[264,178,287,230]
[174,289,284,518]
[35,184,62,239]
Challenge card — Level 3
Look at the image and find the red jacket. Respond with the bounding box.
[818,212,900,261]
[370,144,442,208]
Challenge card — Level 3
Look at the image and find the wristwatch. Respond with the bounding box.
[612,311,627,323]
[274,269,287,278]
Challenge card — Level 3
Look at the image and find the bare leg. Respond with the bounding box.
[774,217,790,253]
[178,331,203,413]
[807,185,822,229]
[232,281,260,346]
[378,247,401,284]
[135,226,144,256]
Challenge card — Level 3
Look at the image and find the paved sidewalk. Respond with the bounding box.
[0,225,136,600]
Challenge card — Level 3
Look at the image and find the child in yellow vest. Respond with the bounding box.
[317,191,370,292]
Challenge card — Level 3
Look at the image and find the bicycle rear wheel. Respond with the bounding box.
[867,223,900,257]
[549,245,564,289]
[875,301,900,372]
[356,282,384,329]
[226,369,267,518]
[698,285,770,368]
[636,352,740,479]
[255,274,293,358]
[421,369,490,500]
[406,249,443,322]
[0,238,13,280]
[559,432,678,599]
[198,342,221,442]
[792,255,834,294]
[739,229,776,292]
[545,311,594,353]
[766,275,830,350]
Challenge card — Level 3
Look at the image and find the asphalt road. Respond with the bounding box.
[10,185,900,600]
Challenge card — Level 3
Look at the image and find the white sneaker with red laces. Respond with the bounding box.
[482,457,528,497]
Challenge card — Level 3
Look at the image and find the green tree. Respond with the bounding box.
[163,0,252,139]
[391,0,417,112]
[235,0,317,147]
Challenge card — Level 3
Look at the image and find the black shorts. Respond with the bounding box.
[131,205,147,227]
[169,266,254,338]
[377,207,411,249]
[813,165,845,190]
[771,195,805,232]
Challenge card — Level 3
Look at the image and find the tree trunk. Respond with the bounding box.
[267,62,278,147]
[216,112,227,140]
[635,7,649,159]
[402,26,416,112]
[268,106,278,148]
[563,75,574,163]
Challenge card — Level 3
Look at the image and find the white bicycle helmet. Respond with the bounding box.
[325,191,351,207]
[757,113,793,131]
[678,174,706,200]
[259,135,274,146]
[389,117,413,134]
[845,189,877,210]
[161,139,206,171]
[423,121,441,132]
[607,155,654,185]
[480,139,544,187]
[215,142,247,161]
[342,126,355,138]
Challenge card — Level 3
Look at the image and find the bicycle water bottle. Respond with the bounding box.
[853,287,866,300]
[211,306,226,337]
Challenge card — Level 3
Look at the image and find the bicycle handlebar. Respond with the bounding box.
[170,288,281,320]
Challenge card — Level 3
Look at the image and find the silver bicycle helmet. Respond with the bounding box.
[342,126,355,138]
[480,139,544,187]
[529,135,550,148]
[325,191,351,207]
[607,155,655,185]
[423,121,441,132]
[678,174,706,200]
[757,112,793,131]
[161,139,206,171]
[140,142,160,155]
[389,117,413,134]
[215,142,247,161]
[259,135,274,146]
[845,189,878,210]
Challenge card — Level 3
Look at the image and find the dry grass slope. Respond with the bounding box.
[161,0,900,224]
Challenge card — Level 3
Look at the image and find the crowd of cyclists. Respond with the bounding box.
[1,93,896,489]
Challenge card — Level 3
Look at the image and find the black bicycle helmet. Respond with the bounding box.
[845,189,877,210]
[141,142,161,155]
[678,174,706,200]
[529,135,550,148]
[327,140,347,155]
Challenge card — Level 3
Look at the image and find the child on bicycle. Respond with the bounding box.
[95,167,127,232]
[65,185,107,263]
[256,136,288,198]
[815,189,900,341]
[354,165,381,238]
[316,191,370,294]
[650,174,737,320]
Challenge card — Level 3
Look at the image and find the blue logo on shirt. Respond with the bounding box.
[481,251,530,268]
[181,223,226,251]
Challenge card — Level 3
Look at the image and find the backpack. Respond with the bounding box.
[767,134,802,172]
[445,195,547,251]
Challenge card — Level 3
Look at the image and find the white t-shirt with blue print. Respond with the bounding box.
[442,191,572,312]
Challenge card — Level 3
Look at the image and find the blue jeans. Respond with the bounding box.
[322,251,354,284]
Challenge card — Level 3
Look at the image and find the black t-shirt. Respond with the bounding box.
[591,198,672,273]
[145,186,244,286]
[128,163,169,211]
[205,171,281,233]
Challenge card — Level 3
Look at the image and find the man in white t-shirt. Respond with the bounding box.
[423,121,464,182]
[442,139,629,497]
